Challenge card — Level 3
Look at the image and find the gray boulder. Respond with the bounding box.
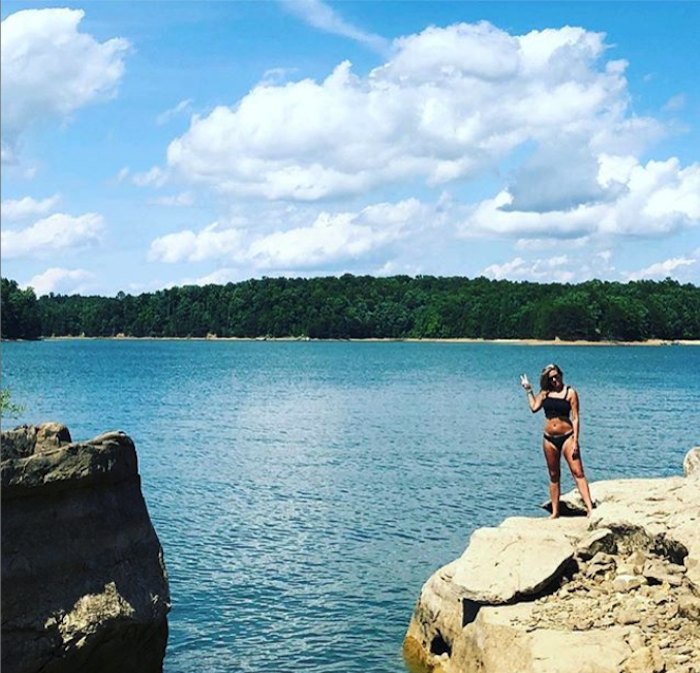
[1,424,170,673]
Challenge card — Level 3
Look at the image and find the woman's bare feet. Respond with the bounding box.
[549,512,560,520]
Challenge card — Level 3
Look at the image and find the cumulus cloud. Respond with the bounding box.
[166,22,662,203]
[1,8,129,159]
[261,67,299,85]
[374,260,422,277]
[149,198,425,270]
[279,0,388,53]
[481,245,636,282]
[1,212,104,259]
[189,268,241,286]
[624,256,697,281]
[1,194,60,221]
[24,267,94,296]
[247,209,400,269]
[505,139,605,212]
[481,247,624,282]
[461,156,700,239]
[148,222,244,263]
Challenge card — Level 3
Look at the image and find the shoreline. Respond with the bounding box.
[16,336,700,346]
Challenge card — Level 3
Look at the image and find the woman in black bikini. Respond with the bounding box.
[520,364,594,518]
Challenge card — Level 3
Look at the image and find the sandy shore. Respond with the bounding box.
[37,335,700,346]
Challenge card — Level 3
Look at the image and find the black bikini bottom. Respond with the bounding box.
[544,431,573,451]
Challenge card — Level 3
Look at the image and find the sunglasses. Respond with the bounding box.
[548,373,560,381]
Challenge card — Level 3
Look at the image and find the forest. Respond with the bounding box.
[2,275,699,342]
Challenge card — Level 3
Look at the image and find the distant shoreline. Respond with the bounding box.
[24,336,700,346]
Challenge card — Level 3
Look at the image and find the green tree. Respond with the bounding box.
[5,275,700,342]
[1,278,42,339]
[0,389,25,424]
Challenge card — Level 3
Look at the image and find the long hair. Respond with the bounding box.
[539,363,564,392]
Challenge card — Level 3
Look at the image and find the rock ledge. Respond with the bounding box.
[404,447,700,673]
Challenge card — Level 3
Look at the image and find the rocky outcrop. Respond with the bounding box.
[684,447,700,478]
[404,448,700,673]
[1,423,170,673]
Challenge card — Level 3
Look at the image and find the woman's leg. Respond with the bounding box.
[542,438,562,519]
[563,438,594,516]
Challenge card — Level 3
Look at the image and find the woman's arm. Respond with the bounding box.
[569,387,580,443]
[520,376,543,412]
[526,389,544,412]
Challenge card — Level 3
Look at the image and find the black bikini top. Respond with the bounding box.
[542,387,571,419]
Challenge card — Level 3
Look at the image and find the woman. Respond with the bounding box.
[520,364,594,518]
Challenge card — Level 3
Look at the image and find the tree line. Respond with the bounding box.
[2,275,699,341]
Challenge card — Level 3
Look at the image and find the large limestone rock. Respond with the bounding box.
[1,423,170,673]
[404,448,700,673]
[452,520,579,604]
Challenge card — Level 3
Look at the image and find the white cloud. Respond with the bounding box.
[482,255,576,282]
[481,246,622,282]
[156,99,193,126]
[515,237,589,251]
[151,192,195,207]
[149,198,425,270]
[383,20,520,81]
[148,222,244,263]
[662,94,686,113]
[247,210,396,269]
[24,267,94,296]
[482,248,700,284]
[1,8,129,159]
[1,141,17,165]
[133,166,167,188]
[191,268,240,286]
[461,157,700,240]
[279,0,388,53]
[624,256,696,281]
[261,67,299,85]
[374,260,422,277]
[1,212,104,259]
[116,167,130,183]
[483,256,529,280]
[1,194,60,221]
[166,22,663,203]
[463,190,598,239]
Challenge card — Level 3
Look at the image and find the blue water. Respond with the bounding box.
[2,341,699,672]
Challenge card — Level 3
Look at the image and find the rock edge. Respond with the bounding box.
[404,447,700,673]
[1,423,171,673]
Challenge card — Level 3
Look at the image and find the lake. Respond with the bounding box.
[2,340,698,673]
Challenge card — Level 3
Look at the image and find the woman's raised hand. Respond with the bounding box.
[520,374,531,390]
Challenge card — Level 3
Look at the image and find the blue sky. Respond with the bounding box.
[1,1,699,296]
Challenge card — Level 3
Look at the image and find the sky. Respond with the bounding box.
[1,1,699,297]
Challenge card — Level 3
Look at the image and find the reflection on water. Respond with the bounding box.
[3,341,699,673]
